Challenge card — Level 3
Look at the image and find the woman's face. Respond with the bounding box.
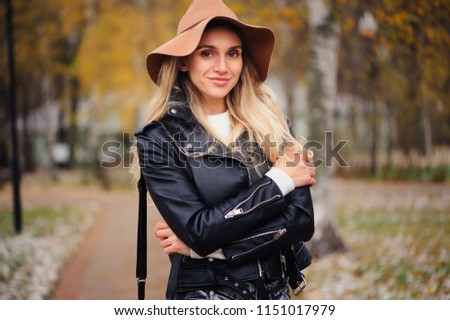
[181,26,243,113]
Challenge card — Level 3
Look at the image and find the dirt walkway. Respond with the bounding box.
[50,187,170,300]
[1,180,170,300]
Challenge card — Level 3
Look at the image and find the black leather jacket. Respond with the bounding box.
[135,89,314,288]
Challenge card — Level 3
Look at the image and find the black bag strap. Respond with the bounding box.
[135,172,182,300]
[136,174,147,300]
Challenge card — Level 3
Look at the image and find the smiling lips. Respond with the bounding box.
[208,77,230,86]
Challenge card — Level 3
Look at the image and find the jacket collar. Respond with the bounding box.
[162,86,269,172]
[162,86,250,161]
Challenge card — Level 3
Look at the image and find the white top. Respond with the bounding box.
[207,110,232,144]
[190,110,295,260]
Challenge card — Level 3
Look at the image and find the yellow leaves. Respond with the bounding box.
[415,6,425,17]
[280,7,296,20]
[342,17,355,34]
[426,27,437,42]
[424,26,450,50]
[403,25,415,45]
[258,7,275,23]
[375,7,395,27]
[280,7,305,30]
[56,2,85,36]
[230,0,307,31]
[77,4,149,95]
[75,3,155,131]
[375,0,450,49]
[228,3,247,17]
[7,0,449,135]
[392,11,411,28]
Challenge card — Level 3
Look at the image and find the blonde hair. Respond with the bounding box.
[131,36,301,182]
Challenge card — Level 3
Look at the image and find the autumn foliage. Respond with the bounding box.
[0,0,449,179]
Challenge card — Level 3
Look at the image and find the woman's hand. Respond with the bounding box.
[274,147,316,187]
[154,221,191,256]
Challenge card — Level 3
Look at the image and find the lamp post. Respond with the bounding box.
[6,0,22,233]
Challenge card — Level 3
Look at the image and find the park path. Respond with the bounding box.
[50,186,170,300]
[0,176,170,300]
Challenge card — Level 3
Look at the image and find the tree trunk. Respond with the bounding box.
[68,77,80,167]
[306,0,345,257]
[420,75,433,166]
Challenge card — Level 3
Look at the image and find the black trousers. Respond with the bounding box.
[173,278,290,300]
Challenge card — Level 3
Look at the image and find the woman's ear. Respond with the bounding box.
[178,58,189,72]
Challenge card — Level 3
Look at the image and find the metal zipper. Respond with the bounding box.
[257,259,264,278]
[225,195,281,219]
[231,229,281,244]
[230,228,287,261]
[224,180,278,219]
[280,254,287,278]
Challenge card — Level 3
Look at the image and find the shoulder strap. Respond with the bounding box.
[135,171,182,300]
[136,174,147,300]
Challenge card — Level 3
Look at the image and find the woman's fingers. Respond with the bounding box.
[155,222,174,240]
[275,150,317,187]
[160,237,172,248]
[154,222,191,256]
[154,220,168,230]
[161,236,191,256]
[305,149,314,163]
[155,228,173,240]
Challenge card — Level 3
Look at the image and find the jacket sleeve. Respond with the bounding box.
[221,118,314,262]
[136,124,287,257]
[221,185,314,262]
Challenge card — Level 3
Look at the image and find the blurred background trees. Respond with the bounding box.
[1,0,449,255]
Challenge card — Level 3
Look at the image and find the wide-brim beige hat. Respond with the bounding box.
[146,0,275,85]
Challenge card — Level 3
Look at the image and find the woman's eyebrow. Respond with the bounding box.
[195,44,242,51]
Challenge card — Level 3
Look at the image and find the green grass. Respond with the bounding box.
[337,165,450,182]
[379,165,450,182]
[0,207,71,237]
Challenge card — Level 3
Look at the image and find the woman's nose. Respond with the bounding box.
[214,56,228,73]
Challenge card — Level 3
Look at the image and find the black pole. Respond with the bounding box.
[6,0,22,233]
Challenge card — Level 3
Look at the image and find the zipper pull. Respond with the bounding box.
[225,208,243,219]
[274,228,287,240]
[280,254,287,278]
[257,259,264,278]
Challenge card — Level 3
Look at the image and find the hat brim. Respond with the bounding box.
[146,16,275,85]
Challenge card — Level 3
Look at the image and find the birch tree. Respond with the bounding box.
[306,0,345,256]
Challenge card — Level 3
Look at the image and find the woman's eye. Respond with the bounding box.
[201,50,214,58]
[228,50,240,58]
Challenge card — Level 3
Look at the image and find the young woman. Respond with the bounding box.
[134,0,316,300]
